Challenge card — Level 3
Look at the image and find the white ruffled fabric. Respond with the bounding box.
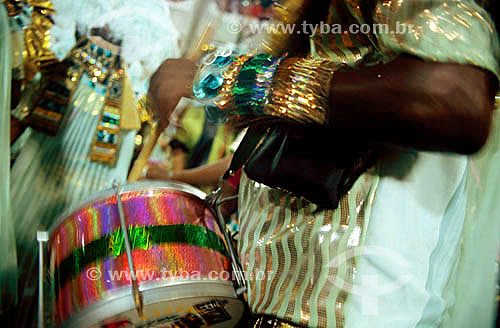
[49,0,181,94]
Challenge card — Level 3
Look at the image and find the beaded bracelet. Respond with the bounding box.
[193,50,339,126]
[213,54,254,111]
[232,54,286,114]
[263,57,340,125]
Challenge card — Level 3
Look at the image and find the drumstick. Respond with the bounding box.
[185,24,214,62]
[181,0,210,57]
[127,26,214,182]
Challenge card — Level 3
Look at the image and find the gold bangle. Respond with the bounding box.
[264,57,340,125]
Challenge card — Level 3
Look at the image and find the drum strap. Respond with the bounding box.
[224,125,268,179]
[224,124,378,209]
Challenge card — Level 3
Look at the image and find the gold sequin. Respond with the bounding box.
[23,0,58,72]
[214,54,254,111]
[264,58,340,125]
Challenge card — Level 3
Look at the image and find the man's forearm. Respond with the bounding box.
[155,54,496,156]
[329,56,498,154]
[172,155,233,186]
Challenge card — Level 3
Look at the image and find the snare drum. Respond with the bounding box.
[48,181,245,327]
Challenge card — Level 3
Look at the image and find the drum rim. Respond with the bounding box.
[58,279,242,328]
[48,180,208,236]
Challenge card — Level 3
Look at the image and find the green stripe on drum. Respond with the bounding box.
[52,224,229,293]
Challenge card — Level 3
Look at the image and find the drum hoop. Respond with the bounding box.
[48,181,208,236]
[58,279,242,328]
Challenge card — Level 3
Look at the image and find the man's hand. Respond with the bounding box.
[148,59,198,131]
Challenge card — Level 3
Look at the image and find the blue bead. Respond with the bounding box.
[212,55,232,68]
[105,50,112,57]
[192,84,209,99]
[90,44,96,50]
[193,73,223,100]
[202,73,224,89]
[97,48,104,56]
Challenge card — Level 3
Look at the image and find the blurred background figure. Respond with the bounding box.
[145,102,239,193]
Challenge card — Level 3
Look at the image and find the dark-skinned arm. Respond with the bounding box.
[149,55,498,155]
[328,55,498,154]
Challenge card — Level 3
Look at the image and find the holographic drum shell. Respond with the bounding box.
[48,181,244,328]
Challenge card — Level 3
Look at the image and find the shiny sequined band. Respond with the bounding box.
[264,57,340,125]
[214,54,253,111]
[233,54,278,113]
[53,224,229,293]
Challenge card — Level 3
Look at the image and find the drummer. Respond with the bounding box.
[148,1,500,327]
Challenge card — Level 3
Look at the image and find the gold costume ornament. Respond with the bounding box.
[264,57,340,125]
[3,0,59,80]
[27,74,74,135]
[214,53,254,111]
[71,39,120,86]
[23,0,58,77]
[89,67,124,166]
[194,52,339,126]
[136,95,154,124]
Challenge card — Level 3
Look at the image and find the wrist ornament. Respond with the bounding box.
[193,50,340,126]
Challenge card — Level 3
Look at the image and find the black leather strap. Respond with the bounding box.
[224,126,269,179]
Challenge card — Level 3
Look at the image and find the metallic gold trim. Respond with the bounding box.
[265,57,340,125]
